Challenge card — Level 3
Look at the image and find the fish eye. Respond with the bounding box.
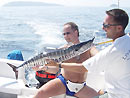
[75,48,79,51]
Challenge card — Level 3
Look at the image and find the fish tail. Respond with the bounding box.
[7,63,18,79]
[92,37,95,41]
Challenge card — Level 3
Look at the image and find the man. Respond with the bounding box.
[47,9,130,98]
[33,22,99,98]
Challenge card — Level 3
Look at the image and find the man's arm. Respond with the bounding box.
[60,63,88,73]
[46,61,88,73]
[57,46,98,73]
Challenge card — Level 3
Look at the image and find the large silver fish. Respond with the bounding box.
[7,37,95,79]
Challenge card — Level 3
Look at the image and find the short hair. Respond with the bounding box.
[106,9,129,30]
[64,22,79,36]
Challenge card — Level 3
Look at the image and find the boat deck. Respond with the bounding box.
[0,59,105,98]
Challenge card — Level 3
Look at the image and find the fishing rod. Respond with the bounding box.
[95,39,113,45]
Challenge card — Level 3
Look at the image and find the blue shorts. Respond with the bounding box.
[57,74,75,96]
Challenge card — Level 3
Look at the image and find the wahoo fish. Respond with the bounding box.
[7,37,95,79]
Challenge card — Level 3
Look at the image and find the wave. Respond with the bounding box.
[26,21,65,48]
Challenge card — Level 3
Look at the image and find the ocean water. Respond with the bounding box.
[0,6,130,85]
[0,6,130,60]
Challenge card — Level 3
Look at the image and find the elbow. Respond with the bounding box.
[81,66,88,73]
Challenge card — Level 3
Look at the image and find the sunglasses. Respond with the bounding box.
[63,32,71,35]
[103,23,121,28]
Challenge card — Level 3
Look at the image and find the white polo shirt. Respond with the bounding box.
[83,34,130,98]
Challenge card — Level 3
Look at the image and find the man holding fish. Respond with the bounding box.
[33,22,99,98]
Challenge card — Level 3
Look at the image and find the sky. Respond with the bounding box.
[0,0,130,7]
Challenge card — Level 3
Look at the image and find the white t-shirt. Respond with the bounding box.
[83,34,130,98]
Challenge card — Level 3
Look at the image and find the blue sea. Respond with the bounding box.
[0,6,130,85]
[0,6,130,60]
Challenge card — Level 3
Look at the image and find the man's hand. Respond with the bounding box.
[32,65,48,71]
[45,59,59,66]
[32,65,41,71]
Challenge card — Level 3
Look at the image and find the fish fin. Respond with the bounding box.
[7,63,18,79]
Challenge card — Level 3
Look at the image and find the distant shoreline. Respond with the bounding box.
[4,1,63,7]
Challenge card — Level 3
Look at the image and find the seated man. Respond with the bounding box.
[33,22,99,98]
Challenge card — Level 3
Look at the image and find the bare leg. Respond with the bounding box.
[33,78,66,98]
[75,85,99,98]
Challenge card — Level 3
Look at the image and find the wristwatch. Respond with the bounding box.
[59,64,62,68]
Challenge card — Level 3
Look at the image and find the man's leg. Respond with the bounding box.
[33,78,66,98]
[74,85,99,98]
